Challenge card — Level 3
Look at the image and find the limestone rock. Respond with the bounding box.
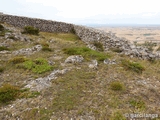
[89,60,98,69]
[65,55,84,63]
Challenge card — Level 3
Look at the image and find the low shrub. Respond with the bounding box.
[23,58,53,74]
[110,81,124,91]
[121,59,145,73]
[0,67,4,73]
[0,46,9,51]
[92,41,104,51]
[9,57,27,64]
[0,24,4,31]
[22,26,39,35]
[42,46,52,52]
[0,84,21,104]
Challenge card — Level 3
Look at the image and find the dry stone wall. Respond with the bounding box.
[73,25,160,60]
[0,13,159,60]
[0,13,73,33]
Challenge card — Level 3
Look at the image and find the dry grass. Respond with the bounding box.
[0,23,160,120]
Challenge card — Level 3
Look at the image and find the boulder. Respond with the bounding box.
[65,55,84,63]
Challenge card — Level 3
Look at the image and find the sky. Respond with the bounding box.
[1,0,160,25]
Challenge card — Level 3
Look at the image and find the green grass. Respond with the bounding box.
[63,47,110,61]
[0,46,10,51]
[22,26,39,35]
[22,58,53,74]
[53,33,80,41]
[0,84,21,104]
[121,59,145,73]
[52,68,96,112]
[110,111,126,120]
[110,81,124,91]
[92,41,104,51]
[129,99,146,111]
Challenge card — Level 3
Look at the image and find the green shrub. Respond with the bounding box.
[40,42,49,47]
[0,46,9,51]
[22,26,39,35]
[0,84,21,104]
[121,59,145,73]
[0,67,4,73]
[23,58,53,74]
[110,47,123,53]
[63,47,110,61]
[9,57,27,64]
[0,24,4,31]
[92,41,104,51]
[42,46,52,52]
[110,81,124,91]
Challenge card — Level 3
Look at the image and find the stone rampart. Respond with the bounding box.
[0,13,159,60]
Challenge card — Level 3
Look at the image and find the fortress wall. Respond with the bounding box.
[0,13,159,60]
[0,13,74,33]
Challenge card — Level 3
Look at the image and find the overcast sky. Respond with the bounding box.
[1,0,160,25]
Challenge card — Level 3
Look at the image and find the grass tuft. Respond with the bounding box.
[22,26,39,35]
[92,41,104,51]
[0,84,21,104]
[110,81,124,91]
[9,57,27,64]
[0,24,4,31]
[121,59,145,73]
[0,46,10,51]
[63,47,110,61]
[22,58,53,74]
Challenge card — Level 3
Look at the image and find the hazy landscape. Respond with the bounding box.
[96,25,160,53]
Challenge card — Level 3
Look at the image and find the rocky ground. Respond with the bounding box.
[0,23,160,120]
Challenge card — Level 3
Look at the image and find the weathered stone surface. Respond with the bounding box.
[89,60,98,69]
[24,69,70,91]
[65,55,84,63]
[104,59,116,65]
[12,45,42,55]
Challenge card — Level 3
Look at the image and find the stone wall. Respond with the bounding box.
[0,13,159,60]
[73,25,160,60]
[0,13,74,33]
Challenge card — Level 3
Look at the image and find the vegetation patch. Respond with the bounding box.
[9,57,27,64]
[0,46,10,51]
[53,89,80,111]
[110,47,123,53]
[110,81,124,91]
[22,26,39,35]
[121,59,145,73]
[129,99,146,111]
[54,33,80,41]
[110,111,126,120]
[22,58,53,74]
[92,41,104,51]
[0,24,4,31]
[0,67,4,73]
[0,84,21,104]
[42,46,52,51]
[63,47,110,61]
[52,68,96,112]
